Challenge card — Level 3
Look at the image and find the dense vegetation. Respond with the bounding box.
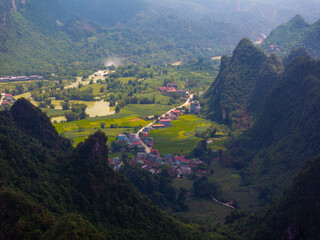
[223,156,320,240]
[202,38,284,129]
[120,165,188,212]
[261,15,320,59]
[226,57,320,195]
[0,98,213,239]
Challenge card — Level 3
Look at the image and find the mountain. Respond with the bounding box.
[127,11,246,59]
[0,98,209,239]
[261,15,320,59]
[202,38,284,129]
[0,0,153,77]
[61,0,149,27]
[282,47,311,67]
[227,155,320,240]
[227,57,320,194]
[0,190,106,240]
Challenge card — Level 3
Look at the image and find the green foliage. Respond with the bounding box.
[120,165,187,212]
[227,57,320,194]
[226,156,320,240]
[202,38,284,129]
[192,176,222,199]
[261,15,320,59]
[0,99,209,239]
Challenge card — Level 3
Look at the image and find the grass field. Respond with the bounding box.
[148,115,213,154]
[80,83,104,95]
[41,108,72,117]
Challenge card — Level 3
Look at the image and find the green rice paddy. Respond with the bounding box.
[149,114,212,154]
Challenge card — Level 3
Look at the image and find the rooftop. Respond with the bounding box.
[160,119,171,122]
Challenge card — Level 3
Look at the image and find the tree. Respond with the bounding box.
[193,140,207,158]
[100,122,105,129]
[192,176,222,199]
[61,100,70,110]
[65,112,77,122]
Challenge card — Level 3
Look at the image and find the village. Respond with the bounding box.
[0,93,15,106]
[108,84,209,178]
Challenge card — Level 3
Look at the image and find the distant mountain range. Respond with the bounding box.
[1,0,319,77]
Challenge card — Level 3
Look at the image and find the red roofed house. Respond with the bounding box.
[133,141,142,146]
[158,87,167,93]
[172,110,181,115]
[159,119,172,127]
[150,149,160,157]
[153,124,165,129]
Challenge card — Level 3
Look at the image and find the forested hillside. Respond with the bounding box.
[0,98,211,239]
[201,38,284,129]
[261,15,320,59]
[226,156,320,240]
[5,0,318,78]
[227,57,320,194]
[0,0,153,77]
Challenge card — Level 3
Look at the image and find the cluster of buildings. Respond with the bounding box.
[0,93,15,105]
[158,83,186,95]
[0,75,43,83]
[153,109,182,129]
[108,157,124,172]
[130,152,208,177]
[117,131,152,152]
[109,96,206,177]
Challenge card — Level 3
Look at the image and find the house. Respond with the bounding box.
[180,166,192,175]
[143,126,152,133]
[129,133,137,140]
[150,149,160,157]
[158,87,168,93]
[147,137,154,143]
[138,146,146,153]
[190,100,201,114]
[133,141,142,146]
[118,134,129,142]
[4,94,15,104]
[164,153,173,161]
[159,119,172,127]
[137,152,147,160]
[181,159,191,167]
[112,157,120,164]
[153,124,165,129]
[142,132,148,137]
[171,110,181,116]
[165,112,178,120]
[5,94,13,100]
